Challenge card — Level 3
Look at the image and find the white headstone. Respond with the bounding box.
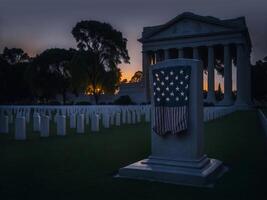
[131,110,136,124]
[33,113,41,132]
[122,110,126,124]
[91,114,100,132]
[115,112,121,126]
[70,114,76,129]
[127,110,132,124]
[40,115,49,137]
[85,113,90,125]
[102,113,110,128]
[110,113,115,125]
[136,110,141,123]
[25,111,30,123]
[0,115,9,134]
[8,112,13,124]
[77,114,85,134]
[57,115,66,136]
[15,116,26,140]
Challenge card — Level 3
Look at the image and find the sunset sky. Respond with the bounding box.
[0,0,266,82]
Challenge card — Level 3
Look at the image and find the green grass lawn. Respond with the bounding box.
[0,110,266,200]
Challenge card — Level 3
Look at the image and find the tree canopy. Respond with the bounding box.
[252,58,267,102]
[26,48,75,103]
[129,71,143,83]
[2,47,29,65]
[71,20,130,103]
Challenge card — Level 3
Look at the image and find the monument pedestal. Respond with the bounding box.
[117,59,227,187]
[118,155,226,187]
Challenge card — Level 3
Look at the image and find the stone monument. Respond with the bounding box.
[118,59,226,187]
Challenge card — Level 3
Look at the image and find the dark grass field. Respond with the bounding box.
[0,110,266,200]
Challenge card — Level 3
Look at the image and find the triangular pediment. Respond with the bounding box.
[149,18,234,40]
[141,12,245,42]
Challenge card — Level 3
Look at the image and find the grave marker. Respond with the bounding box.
[118,59,226,187]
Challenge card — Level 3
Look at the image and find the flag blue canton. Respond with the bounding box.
[152,66,191,136]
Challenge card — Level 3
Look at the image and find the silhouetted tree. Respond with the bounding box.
[27,48,75,104]
[129,71,143,83]
[252,58,267,102]
[0,49,32,104]
[2,47,29,65]
[215,83,223,101]
[120,79,128,84]
[71,20,130,104]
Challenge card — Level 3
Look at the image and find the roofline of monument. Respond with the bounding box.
[138,30,247,43]
[137,12,251,49]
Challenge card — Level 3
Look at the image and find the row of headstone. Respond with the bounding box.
[0,105,151,140]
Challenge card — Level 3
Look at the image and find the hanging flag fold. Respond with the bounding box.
[152,66,191,136]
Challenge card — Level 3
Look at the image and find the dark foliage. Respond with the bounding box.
[114,95,135,105]
[252,59,267,101]
[26,48,75,104]
[71,20,130,104]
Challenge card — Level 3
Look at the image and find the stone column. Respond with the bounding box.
[235,44,251,106]
[178,48,184,58]
[142,51,151,102]
[164,49,170,60]
[221,44,233,105]
[207,46,216,103]
[193,47,199,59]
[244,47,252,105]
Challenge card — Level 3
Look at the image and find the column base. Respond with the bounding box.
[116,155,227,188]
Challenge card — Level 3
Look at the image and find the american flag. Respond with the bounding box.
[152,66,191,136]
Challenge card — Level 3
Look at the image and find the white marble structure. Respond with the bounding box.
[140,12,252,106]
[118,59,226,187]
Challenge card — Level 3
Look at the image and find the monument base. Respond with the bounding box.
[117,155,227,187]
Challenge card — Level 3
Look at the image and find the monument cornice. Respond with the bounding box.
[139,30,246,44]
